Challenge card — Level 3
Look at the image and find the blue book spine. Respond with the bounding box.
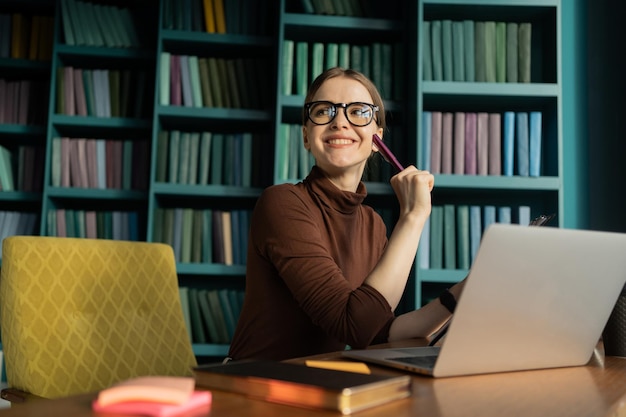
[529,111,542,176]
[419,217,430,269]
[503,111,515,176]
[469,205,482,264]
[483,205,496,233]
[515,112,529,176]
[421,111,432,171]
[497,206,512,224]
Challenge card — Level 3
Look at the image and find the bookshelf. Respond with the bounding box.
[415,0,562,304]
[0,0,566,359]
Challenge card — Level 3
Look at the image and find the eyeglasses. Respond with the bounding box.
[304,101,379,127]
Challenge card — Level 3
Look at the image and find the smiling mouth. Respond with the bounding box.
[326,139,354,145]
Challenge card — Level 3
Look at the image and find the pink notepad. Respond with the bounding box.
[92,376,211,417]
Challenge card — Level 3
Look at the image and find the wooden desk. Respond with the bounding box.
[3,340,626,417]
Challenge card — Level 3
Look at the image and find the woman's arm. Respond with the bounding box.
[364,166,434,309]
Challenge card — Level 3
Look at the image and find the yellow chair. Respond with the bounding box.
[0,236,197,400]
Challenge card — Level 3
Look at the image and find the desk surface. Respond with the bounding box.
[3,339,626,417]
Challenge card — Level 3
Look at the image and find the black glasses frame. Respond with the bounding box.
[304,101,379,127]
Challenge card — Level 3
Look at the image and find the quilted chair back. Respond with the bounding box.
[0,236,197,398]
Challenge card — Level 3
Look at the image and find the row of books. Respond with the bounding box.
[282,40,400,100]
[298,0,392,18]
[46,209,141,241]
[424,20,532,83]
[50,137,149,191]
[0,144,44,192]
[0,211,38,258]
[59,0,140,48]
[0,79,48,126]
[163,0,270,36]
[57,66,149,118]
[153,208,251,266]
[0,13,54,60]
[159,53,270,110]
[420,204,532,270]
[422,110,543,177]
[155,130,264,187]
[277,124,315,181]
[181,287,244,345]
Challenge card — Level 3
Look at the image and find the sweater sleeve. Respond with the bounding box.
[252,186,395,348]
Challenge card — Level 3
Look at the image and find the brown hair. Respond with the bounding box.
[301,67,386,130]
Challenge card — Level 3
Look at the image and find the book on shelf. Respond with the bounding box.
[518,23,532,83]
[464,112,477,175]
[474,21,486,82]
[456,205,470,270]
[429,205,443,269]
[443,204,456,269]
[488,113,501,175]
[193,360,411,415]
[483,21,497,83]
[529,111,542,177]
[516,112,529,176]
[430,20,442,81]
[429,111,442,174]
[197,289,220,344]
[463,19,475,82]
[451,20,464,82]
[469,205,482,264]
[506,22,518,83]
[441,19,453,82]
[440,112,453,174]
[453,112,465,174]
[503,111,515,176]
[495,22,506,83]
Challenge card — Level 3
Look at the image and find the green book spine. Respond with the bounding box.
[188,288,207,343]
[463,20,475,82]
[443,204,456,269]
[188,132,200,185]
[338,42,350,69]
[180,208,193,263]
[429,205,443,269]
[197,289,220,343]
[311,42,324,80]
[159,52,171,105]
[168,130,180,183]
[483,21,496,82]
[325,42,338,69]
[122,139,133,190]
[179,287,192,342]
[282,39,294,95]
[198,57,213,107]
[495,22,506,82]
[295,41,308,96]
[430,20,443,81]
[156,130,169,183]
[452,21,465,82]
[456,205,470,269]
[518,22,532,83]
[422,21,432,81]
[191,209,203,263]
[210,133,224,185]
[441,19,453,81]
[202,208,213,263]
[506,22,518,83]
[188,55,204,107]
[198,132,212,185]
[474,21,486,82]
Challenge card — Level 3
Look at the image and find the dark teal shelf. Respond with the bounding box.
[177,263,246,276]
[192,343,229,357]
[152,183,263,198]
[55,44,154,60]
[434,175,560,191]
[45,187,147,200]
[0,191,42,202]
[418,269,468,284]
[0,124,46,139]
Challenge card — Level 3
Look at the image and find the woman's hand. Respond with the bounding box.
[390,165,435,219]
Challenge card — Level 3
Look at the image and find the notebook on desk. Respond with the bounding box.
[342,224,626,377]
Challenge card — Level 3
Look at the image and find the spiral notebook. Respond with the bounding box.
[343,224,626,377]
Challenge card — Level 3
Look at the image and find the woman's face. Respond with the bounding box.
[302,76,383,177]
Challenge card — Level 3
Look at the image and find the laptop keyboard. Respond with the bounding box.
[389,355,438,368]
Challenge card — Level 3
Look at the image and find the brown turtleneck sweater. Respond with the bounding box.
[228,166,395,361]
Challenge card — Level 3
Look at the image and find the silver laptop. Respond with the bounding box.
[342,224,626,377]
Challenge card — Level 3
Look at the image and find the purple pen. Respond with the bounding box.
[372,134,404,172]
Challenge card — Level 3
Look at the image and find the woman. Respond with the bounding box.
[228,67,464,361]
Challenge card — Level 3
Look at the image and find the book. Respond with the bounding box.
[516,112,529,176]
[488,113,501,175]
[464,112,477,175]
[503,111,515,176]
[495,22,506,83]
[453,112,465,174]
[441,20,453,81]
[440,112,453,174]
[429,205,443,269]
[463,20,475,82]
[474,21,486,82]
[469,205,482,264]
[476,112,489,175]
[518,23,532,83]
[483,21,497,82]
[429,111,442,174]
[506,22,518,83]
[529,111,542,176]
[443,204,456,269]
[421,111,431,171]
[452,21,464,82]
[422,21,432,81]
[193,360,411,415]
[456,204,470,270]
[295,41,308,96]
[430,20,442,81]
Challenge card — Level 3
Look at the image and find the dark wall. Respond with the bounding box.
[587,1,626,232]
